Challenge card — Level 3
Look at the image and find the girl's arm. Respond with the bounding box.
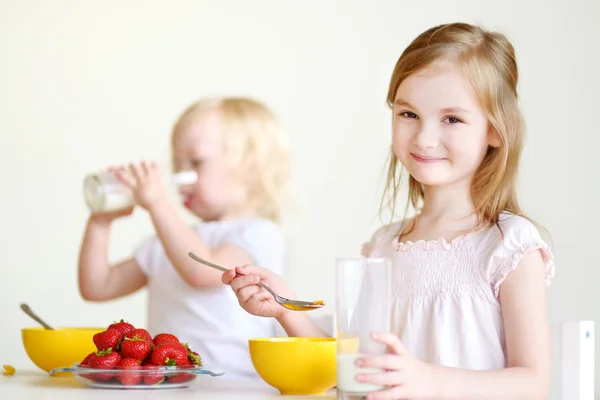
[78,215,147,301]
[147,198,255,289]
[429,249,551,399]
[115,162,256,289]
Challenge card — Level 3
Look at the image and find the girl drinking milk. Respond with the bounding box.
[221,23,555,399]
[78,97,292,380]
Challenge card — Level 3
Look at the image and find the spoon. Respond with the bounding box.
[188,252,325,311]
[20,303,54,330]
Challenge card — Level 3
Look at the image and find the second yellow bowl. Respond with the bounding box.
[249,337,336,395]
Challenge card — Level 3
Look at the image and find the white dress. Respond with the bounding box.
[361,212,555,370]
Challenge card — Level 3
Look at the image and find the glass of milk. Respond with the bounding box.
[83,169,198,213]
[335,257,392,400]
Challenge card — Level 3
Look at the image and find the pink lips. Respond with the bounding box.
[410,153,447,163]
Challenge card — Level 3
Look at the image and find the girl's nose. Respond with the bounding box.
[412,124,440,149]
[179,184,195,196]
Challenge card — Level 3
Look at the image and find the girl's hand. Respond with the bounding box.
[113,162,169,211]
[356,333,438,400]
[222,265,293,320]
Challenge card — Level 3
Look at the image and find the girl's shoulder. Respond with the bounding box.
[361,219,406,257]
[483,212,556,297]
[496,211,541,234]
[484,212,551,253]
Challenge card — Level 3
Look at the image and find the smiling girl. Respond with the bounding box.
[222,23,555,399]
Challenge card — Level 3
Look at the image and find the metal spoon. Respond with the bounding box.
[188,252,325,311]
[20,303,54,330]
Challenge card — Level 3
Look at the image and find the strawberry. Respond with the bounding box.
[182,343,202,366]
[89,348,122,381]
[125,328,152,342]
[115,358,142,386]
[150,342,188,366]
[121,337,153,361]
[107,319,136,337]
[167,371,195,383]
[79,352,97,381]
[167,360,196,384]
[143,365,164,385]
[89,348,122,368]
[80,352,95,366]
[189,351,202,366]
[152,333,179,346]
[167,374,195,384]
[93,329,123,352]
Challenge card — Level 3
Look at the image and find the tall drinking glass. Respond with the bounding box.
[335,257,392,399]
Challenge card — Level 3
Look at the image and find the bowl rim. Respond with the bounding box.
[248,337,336,343]
[65,363,209,374]
[21,327,106,332]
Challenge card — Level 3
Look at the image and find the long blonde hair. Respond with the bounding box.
[382,22,531,233]
[172,97,292,223]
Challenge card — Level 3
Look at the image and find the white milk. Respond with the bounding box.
[336,353,384,394]
[100,190,135,212]
[90,182,135,213]
[83,170,197,213]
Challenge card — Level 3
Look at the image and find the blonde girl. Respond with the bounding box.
[78,97,292,380]
[222,23,555,399]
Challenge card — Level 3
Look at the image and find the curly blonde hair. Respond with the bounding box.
[171,97,292,223]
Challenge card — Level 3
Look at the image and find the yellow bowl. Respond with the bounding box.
[248,337,336,395]
[22,327,104,375]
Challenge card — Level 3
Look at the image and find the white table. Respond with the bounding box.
[1,370,337,399]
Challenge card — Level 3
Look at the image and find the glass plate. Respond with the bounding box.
[49,363,225,389]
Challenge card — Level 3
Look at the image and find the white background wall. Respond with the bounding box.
[1,0,598,396]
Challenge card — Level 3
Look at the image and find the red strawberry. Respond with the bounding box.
[167,371,195,383]
[107,319,136,337]
[115,358,142,385]
[89,348,122,368]
[93,329,123,352]
[125,328,152,342]
[79,352,97,381]
[89,348,122,381]
[189,351,202,366]
[152,333,179,346]
[167,360,196,383]
[80,352,95,366]
[143,365,164,385]
[167,374,195,384]
[182,343,203,366]
[121,337,153,361]
[150,342,188,366]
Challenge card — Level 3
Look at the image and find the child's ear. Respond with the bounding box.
[487,127,502,148]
